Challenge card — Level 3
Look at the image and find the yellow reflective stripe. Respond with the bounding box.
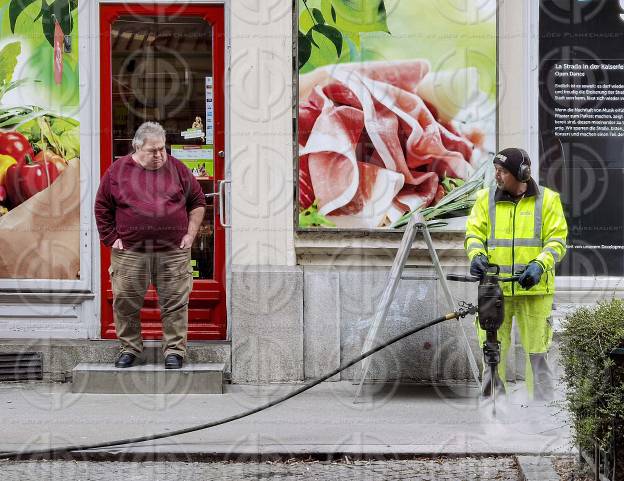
[545,237,566,248]
[466,234,486,251]
[465,234,485,244]
[489,188,544,247]
[489,188,496,241]
[496,264,527,275]
[534,186,545,239]
[466,244,486,256]
[489,238,542,247]
[518,239,543,247]
[544,247,560,262]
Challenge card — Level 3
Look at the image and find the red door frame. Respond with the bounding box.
[99,3,227,340]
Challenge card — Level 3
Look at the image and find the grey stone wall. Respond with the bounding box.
[304,265,486,383]
[230,266,304,383]
[230,264,510,384]
[0,340,231,382]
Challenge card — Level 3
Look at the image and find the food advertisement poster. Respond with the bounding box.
[297,0,496,229]
[0,0,80,279]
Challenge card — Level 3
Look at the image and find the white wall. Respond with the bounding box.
[498,0,531,154]
[229,0,296,266]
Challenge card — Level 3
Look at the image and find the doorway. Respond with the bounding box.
[99,3,227,340]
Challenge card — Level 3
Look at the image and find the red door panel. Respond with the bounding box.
[99,4,226,340]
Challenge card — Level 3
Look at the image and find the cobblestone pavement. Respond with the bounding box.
[0,457,520,480]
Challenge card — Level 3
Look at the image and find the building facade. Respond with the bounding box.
[0,0,617,383]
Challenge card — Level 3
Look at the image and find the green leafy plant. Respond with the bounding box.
[441,176,465,194]
[299,201,336,227]
[3,0,80,105]
[559,299,624,452]
[320,0,389,47]
[298,0,389,72]
[0,105,80,158]
[391,159,489,229]
[0,29,79,158]
[0,42,29,103]
[10,0,77,48]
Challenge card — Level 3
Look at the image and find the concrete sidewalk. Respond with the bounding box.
[0,379,572,460]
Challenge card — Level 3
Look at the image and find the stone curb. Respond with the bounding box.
[5,449,570,463]
[516,455,561,481]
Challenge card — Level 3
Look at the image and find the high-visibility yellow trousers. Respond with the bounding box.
[476,294,554,398]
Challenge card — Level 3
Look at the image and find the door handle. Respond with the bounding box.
[218,180,231,228]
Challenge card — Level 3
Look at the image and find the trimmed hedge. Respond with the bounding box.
[559,298,624,451]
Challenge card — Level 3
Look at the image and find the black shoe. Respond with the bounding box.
[115,352,137,368]
[164,354,183,369]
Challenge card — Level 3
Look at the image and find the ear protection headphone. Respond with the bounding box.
[516,148,531,182]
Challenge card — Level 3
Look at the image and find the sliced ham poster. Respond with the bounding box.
[297,0,496,229]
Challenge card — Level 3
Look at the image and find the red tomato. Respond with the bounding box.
[35,150,67,172]
[0,132,35,164]
[5,158,60,206]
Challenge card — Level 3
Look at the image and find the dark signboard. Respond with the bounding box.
[540,0,624,276]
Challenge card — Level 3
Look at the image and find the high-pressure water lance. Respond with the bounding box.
[447,265,522,415]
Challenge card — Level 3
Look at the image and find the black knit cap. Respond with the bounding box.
[493,147,530,181]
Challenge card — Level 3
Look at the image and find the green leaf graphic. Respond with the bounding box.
[312,8,325,24]
[303,25,344,71]
[321,0,389,47]
[0,42,21,85]
[41,0,74,47]
[299,9,315,34]
[9,0,38,33]
[298,31,312,70]
[332,0,389,32]
[299,202,336,227]
[310,24,343,57]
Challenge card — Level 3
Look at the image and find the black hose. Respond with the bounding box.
[0,310,464,460]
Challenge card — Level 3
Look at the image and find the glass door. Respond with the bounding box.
[100,4,226,340]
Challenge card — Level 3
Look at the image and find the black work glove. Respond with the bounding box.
[470,255,489,280]
[518,262,544,289]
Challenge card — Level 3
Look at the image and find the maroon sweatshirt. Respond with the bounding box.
[95,154,206,252]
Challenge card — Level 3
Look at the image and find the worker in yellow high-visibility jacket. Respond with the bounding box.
[465,147,568,400]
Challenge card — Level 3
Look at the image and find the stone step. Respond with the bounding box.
[0,340,231,383]
[71,362,225,394]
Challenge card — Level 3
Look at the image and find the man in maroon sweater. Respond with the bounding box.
[95,122,206,369]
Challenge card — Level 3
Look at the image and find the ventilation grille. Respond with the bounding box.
[0,352,43,381]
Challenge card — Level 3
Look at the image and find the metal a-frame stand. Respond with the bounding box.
[353,212,481,402]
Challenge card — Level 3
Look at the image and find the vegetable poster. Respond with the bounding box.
[0,0,80,279]
[298,0,496,229]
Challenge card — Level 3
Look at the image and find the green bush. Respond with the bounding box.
[559,298,624,451]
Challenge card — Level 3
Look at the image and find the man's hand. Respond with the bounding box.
[470,255,489,280]
[179,234,194,249]
[112,238,124,250]
[518,262,544,289]
[181,206,205,249]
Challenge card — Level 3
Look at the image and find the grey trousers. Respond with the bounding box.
[109,248,193,358]
[481,353,554,401]
[529,353,554,401]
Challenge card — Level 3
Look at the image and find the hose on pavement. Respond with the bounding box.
[0,304,476,460]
